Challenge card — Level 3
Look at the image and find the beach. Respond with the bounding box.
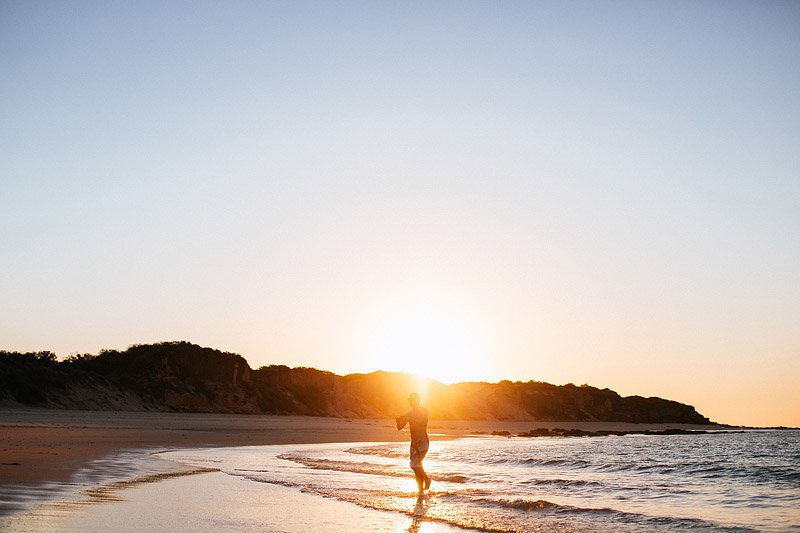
[6,469,447,532]
[0,408,408,485]
[3,2,798,529]
[4,409,783,532]
[0,408,727,484]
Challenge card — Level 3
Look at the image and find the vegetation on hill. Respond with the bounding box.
[0,342,710,423]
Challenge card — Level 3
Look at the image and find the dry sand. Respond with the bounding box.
[0,407,729,485]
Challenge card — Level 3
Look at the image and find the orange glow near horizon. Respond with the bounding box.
[360,303,489,385]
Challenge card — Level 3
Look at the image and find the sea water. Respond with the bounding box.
[161,430,800,532]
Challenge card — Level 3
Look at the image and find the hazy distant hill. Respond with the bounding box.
[0,342,710,424]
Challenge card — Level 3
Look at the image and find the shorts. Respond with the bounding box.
[409,439,430,469]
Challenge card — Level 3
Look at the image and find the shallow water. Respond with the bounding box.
[162,430,800,532]
[18,471,453,533]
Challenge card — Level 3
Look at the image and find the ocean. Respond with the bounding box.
[160,430,800,532]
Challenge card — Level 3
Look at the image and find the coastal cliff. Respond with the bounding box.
[0,342,710,423]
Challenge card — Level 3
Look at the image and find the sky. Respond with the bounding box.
[1,1,798,427]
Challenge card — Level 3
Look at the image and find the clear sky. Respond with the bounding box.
[2,1,798,427]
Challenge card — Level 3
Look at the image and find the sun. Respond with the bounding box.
[361,304,487,384]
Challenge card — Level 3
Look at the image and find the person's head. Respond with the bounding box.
[408,391,421,408]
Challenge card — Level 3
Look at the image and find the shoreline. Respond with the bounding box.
[1,407,734,486]
[8,467,468,533]
[0,409,774,531]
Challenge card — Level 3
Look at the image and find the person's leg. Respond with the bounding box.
[412,466,425,491]
[410,441,426,492]
[415,465,430,489]
[417,441,430,490]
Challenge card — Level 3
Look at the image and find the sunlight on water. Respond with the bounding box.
[161,431,800,532]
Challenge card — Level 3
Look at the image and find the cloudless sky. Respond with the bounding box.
[2,1,798,426]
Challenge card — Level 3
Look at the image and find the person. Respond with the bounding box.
[395,391,431,492]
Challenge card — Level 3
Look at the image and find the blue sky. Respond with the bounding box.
[1,1,799,425]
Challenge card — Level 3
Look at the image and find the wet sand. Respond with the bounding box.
[6,467,468,532]
[0,409,404,484]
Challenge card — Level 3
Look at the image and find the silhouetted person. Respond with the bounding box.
[395,391,431,492]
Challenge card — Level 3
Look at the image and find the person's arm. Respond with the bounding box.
[395,411,410,430]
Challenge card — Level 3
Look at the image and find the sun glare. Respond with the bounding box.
[362,304,487,384]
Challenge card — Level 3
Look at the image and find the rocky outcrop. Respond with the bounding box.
[431,381,709,423]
